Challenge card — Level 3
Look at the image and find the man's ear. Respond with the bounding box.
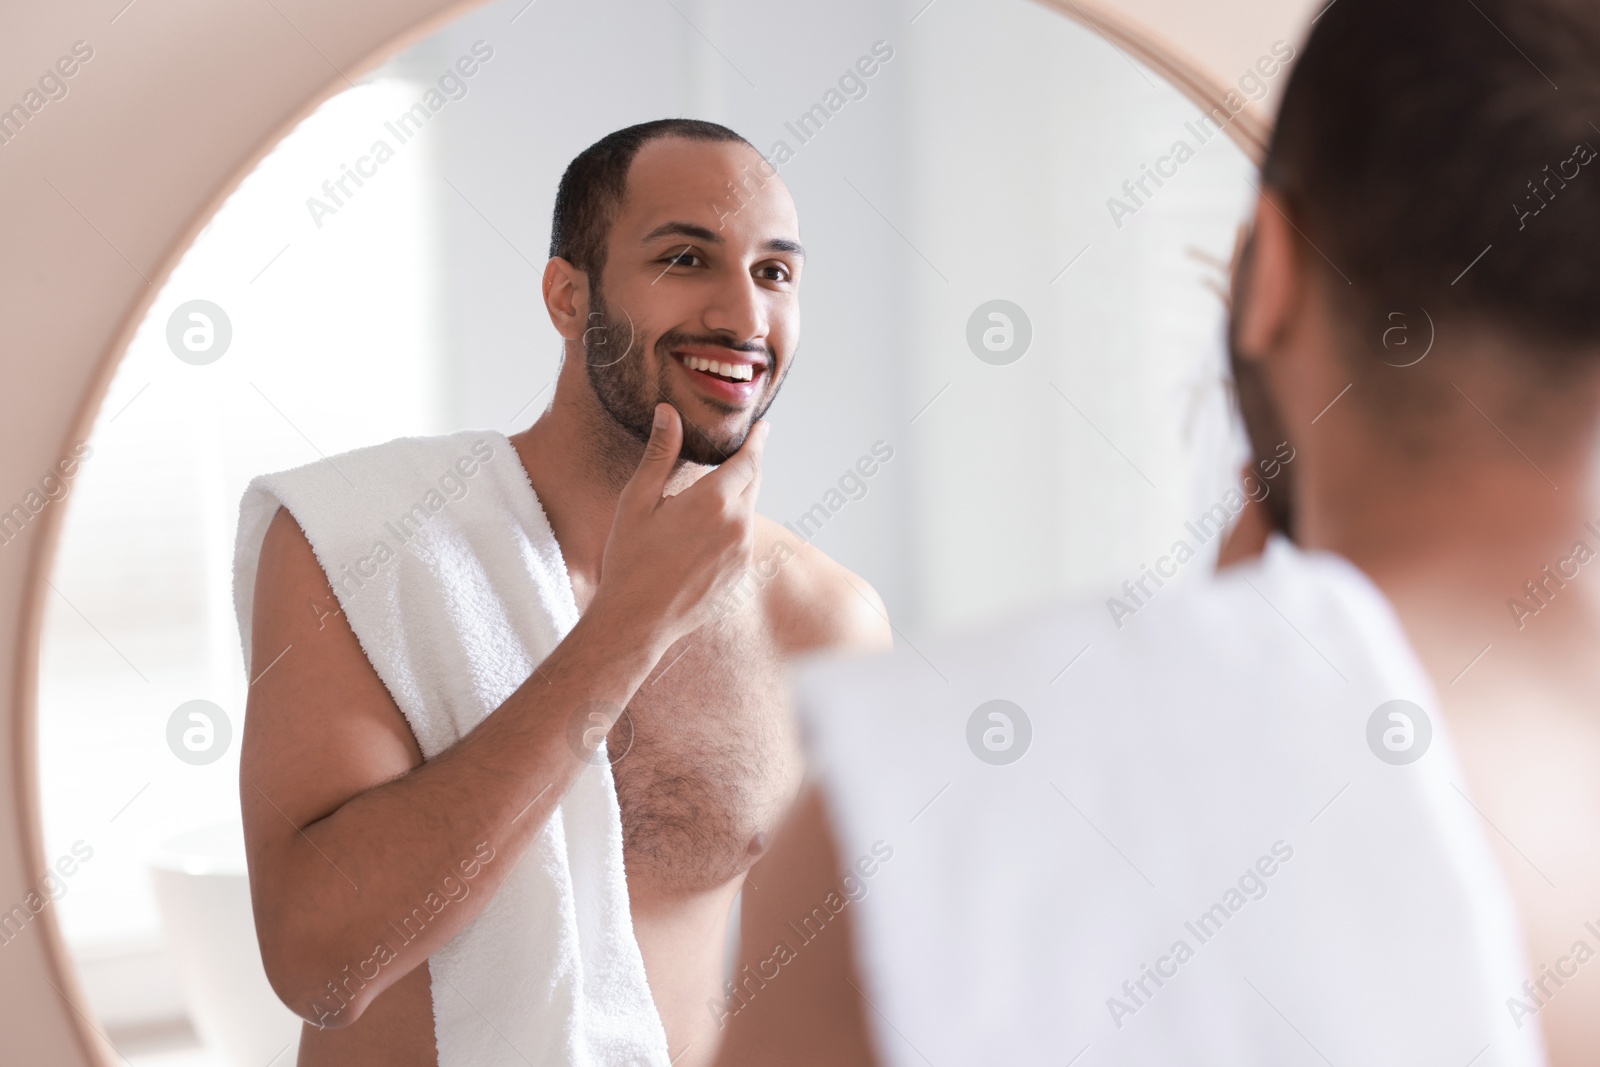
[542,256,590,342]
[1233,189,1302,364]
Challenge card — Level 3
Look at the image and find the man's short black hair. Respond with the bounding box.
[1263,0,1600,364]
[548,118,755,280]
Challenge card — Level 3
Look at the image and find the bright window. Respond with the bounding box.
[37,72,444,1002]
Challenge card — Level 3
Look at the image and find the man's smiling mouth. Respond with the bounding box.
[677,353,754,381]
[670,348,767,389]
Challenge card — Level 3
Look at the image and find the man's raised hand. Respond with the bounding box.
[591,402,769,652]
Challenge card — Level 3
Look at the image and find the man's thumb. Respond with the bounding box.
[626,403,682,502]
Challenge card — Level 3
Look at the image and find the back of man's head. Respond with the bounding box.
[1263,0,1600,387]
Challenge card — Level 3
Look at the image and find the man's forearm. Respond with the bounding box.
[255,602,668,1023]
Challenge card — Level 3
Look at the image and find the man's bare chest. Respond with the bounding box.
[606,606,804,893]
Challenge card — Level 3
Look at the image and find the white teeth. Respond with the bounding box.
[681,355,754,381]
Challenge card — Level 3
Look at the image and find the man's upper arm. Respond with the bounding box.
[715,780,878,1067]
[239,507,424,902]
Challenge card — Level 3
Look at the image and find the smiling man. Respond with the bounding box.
[233,119,889,1067]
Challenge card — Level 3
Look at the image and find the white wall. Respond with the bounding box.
[901,0,1256,633]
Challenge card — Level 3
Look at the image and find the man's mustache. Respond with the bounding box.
[656,331,770,359]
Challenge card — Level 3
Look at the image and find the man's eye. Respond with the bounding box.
[761,264,792,282]
[663,250,702,268]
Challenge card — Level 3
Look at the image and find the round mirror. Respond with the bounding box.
[9,0,1301,1062]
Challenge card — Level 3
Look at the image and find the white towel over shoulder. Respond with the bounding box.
[232,429,670,1067]
[796,535,1544,1067]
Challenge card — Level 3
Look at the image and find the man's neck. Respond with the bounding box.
[1296,410,1600,648]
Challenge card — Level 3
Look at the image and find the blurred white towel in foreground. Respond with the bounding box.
[232,430,670,1067]
[796,534,1543,1067]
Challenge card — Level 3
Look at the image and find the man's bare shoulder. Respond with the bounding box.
[753,516,893,658]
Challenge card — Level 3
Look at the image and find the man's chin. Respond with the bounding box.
[676,422,750,466]
[666,402,757,463]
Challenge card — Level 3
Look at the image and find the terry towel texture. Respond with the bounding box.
[796,535,1544,1067]
[232,429,670,1067]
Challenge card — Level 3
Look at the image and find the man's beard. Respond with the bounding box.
[582,280,779,467]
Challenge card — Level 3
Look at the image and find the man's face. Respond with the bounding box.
[581,137,803,466]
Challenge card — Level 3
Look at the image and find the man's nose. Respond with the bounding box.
[702,272,769,345]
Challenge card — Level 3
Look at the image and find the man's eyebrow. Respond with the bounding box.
[642,220,721,246]
[640,221,805,259]
[764,237,806,259]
